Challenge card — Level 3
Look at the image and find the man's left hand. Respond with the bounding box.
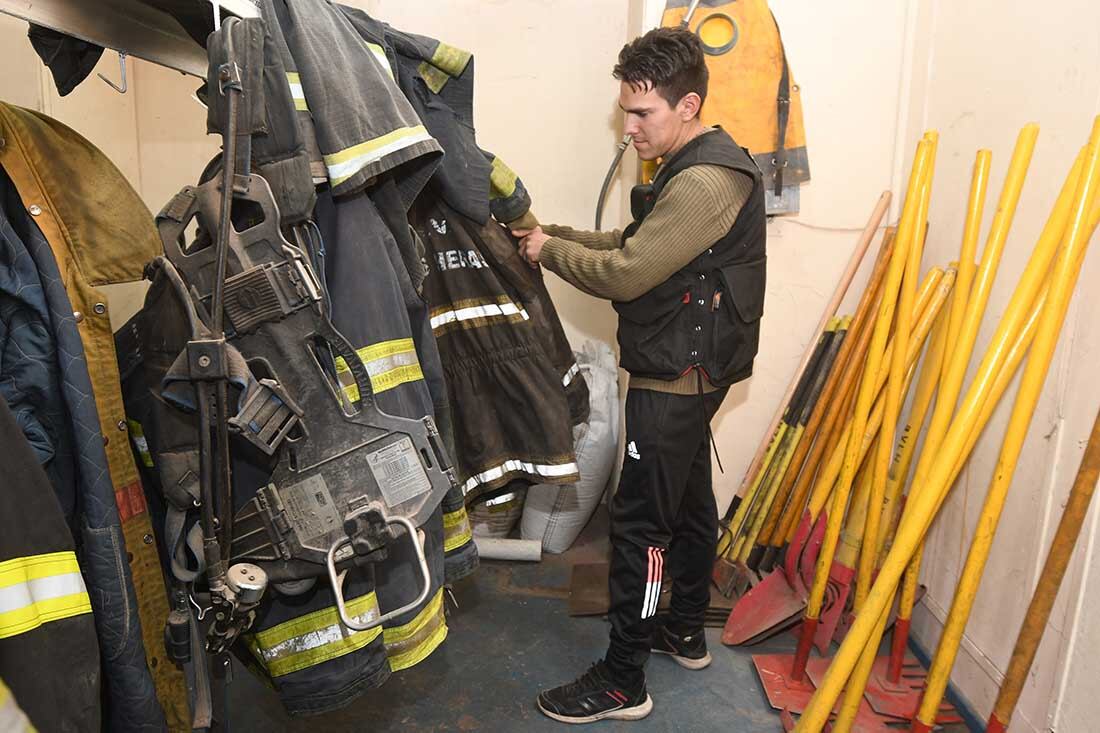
[518,227,550,266]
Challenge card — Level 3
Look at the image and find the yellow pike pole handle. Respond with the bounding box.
[856,132,937,612]
[889,143,1088,681]
[874,287,952,562]
[913,121,1100,732]
[793,122,1040,733]
[787,140,929,681]
[836,265,1052,733]
[796,266,948,544]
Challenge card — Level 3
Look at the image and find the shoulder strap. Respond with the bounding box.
[771,10,791,196]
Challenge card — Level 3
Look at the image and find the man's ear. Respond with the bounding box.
[677,92,702,121]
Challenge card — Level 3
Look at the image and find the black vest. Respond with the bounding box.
[614,128,767,386]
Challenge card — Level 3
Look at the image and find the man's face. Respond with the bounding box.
[619,81,691,161]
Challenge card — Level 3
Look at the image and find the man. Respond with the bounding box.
[514,28,767,723]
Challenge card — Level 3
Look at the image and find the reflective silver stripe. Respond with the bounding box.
[324,126,436,185]
[484,492,517,507]
[462,459,579,495]
[430,301,530,331]
[361,350,420,379]
[366,42,395,79]
[0,572,87,615]
[562,362,581,387]
[253,593,382,676]
[286,72,308,111]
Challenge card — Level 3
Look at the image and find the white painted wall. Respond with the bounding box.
[4,2,1100,729]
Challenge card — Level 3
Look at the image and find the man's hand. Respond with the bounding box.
[513,226,550,267]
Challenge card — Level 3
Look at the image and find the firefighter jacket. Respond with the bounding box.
[411,197,586,502]
[614,128,767,386]
[0,394,99,731]
[1,103,185,730]
[114,14,471,716]
[339,10,589,490]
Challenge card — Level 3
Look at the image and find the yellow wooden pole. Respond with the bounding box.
[832,277,953,579]
[788,141,928,679]
[879,151,994,649]
[913,120,1100,732]
[986,404,1100,733]
[856,133,937,611]
[769,231,898,551]
[792,123,1040,732]
[801,266,947,534]
[889,143,1088,679]
[945,151,993,369]
[730,319,843,559]
[874,282,953,562]
[832,598,893,732]
[832,280,1049,733]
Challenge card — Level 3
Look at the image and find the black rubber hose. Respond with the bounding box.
[594,134,632,230]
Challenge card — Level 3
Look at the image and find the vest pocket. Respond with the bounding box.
[712,256,766,379]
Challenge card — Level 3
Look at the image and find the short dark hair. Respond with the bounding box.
[613,27,709,112]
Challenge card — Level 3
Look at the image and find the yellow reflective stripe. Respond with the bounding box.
[0,678,36,733]
[322,125,435,186]
[0,552,91,640]
[365,42,395,80]
[417,62,450,94]
[417,43,472,94]
[430,42,472,77]
[285,72,309,112]
[442,508,473,553]
[383,588,447,671]
[250,591,382,677]
[127,419,154,468]
[334,338,425,400]
[0,551,81,587]
[489,156,518,200]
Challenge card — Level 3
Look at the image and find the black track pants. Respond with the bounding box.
[604,386,728,684]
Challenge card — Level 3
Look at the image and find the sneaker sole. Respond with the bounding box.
[537,694,654,724]
[651,648,712,670]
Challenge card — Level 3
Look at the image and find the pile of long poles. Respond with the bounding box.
[725,114,1100,732]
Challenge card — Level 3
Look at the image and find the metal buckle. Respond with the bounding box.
[228,377,303,455]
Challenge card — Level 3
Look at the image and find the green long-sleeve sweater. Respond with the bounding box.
[539,162,753,394]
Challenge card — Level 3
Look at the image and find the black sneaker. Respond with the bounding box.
[536,661,653,724]
[651,620,712,670]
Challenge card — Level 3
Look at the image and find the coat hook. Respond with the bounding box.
[98,51,128,94]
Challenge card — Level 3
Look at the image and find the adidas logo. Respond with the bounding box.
[627,441,641,460]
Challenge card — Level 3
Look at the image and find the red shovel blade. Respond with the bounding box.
[722,566,808,645]
[802,656,938,731]
[753,653,819,713]
[813,562,856,654]
[755,654,899,730]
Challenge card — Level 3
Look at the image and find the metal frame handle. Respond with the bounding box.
[325,514,431,632]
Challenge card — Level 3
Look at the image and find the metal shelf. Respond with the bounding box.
[0,0,259,78]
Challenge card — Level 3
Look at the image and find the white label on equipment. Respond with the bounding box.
[282,474,341,545]
[367,437,432,507]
